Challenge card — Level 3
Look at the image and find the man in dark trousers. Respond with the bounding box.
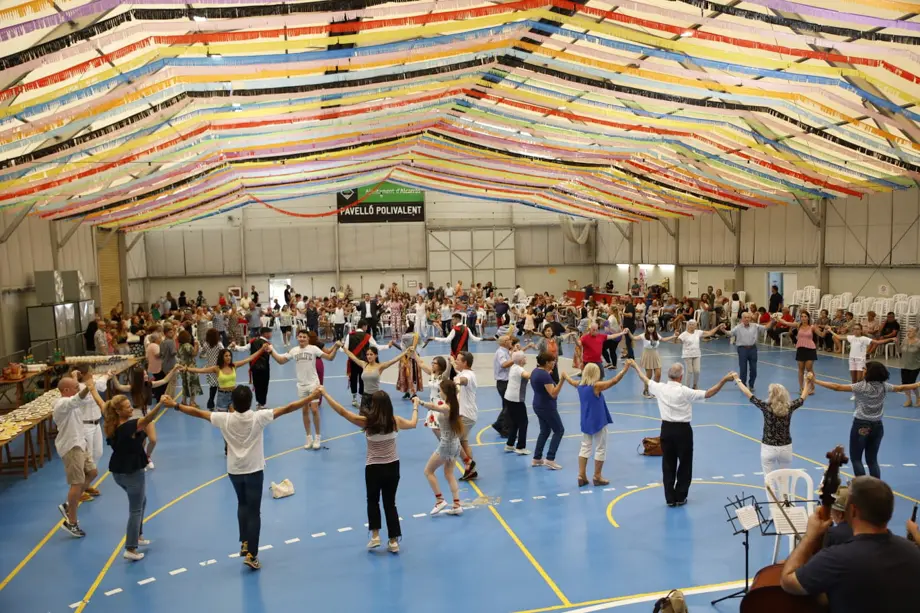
[622,299,637,359]
[357,294,380,338]
[346,319,383,407]
[231,328,274,409]
[425,313,482,378]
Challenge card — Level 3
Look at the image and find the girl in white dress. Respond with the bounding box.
[414,353,447,440]
[611,322,663,398]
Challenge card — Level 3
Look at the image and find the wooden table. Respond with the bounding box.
[0,368,50,408]
[0,418,43,479]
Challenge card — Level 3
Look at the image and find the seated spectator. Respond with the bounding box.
[868,311,900,355]
[768,307,795,345]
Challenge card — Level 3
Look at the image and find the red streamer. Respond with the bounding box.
[249,173,394,218]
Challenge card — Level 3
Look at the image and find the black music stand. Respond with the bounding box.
[712,493,766,606]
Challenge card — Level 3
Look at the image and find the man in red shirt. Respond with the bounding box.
[768,307,795,346]
[580,321,621,371]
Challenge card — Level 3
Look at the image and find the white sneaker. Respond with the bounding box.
[352,396,359,408]
[532,459,544,467]
[304,436,313,449]
[123,550,145,561]
[514,448,531,455]
[312,436,321,450]
[850,395,856,401]
[387,540,399,554]
[544,460,563,470]
[137,539,151,547]
[367,536,381,549]
[504,445,515,453]
[446,506,464,516]
[431,500,448,515]
[145,461,155,471]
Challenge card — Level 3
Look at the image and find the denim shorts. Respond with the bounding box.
[216,389,233,411]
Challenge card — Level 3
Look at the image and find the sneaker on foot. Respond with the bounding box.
[352,397,359,408]
[387,540,399,554]
[367,536,381,549]
[544,460,562,470]
[145,461,155,471]
[304,435,313,450]
[138,538,151,547]
[676,499,687,507]
[849,395,856,401]
[446,506,464,516]
[312,437,321,450]
[60,521,85,538]
[431,500,448,515]
[504,445,515,453]
[514,448,531,455]
[243,554,261,570]
[532,459,544,467]
[123,550,145,561]
[57,502,69,522]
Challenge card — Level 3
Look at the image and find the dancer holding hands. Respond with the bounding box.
[413,381,464,516]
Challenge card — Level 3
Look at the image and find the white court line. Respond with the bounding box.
[753,471,764,475]
[338,527,353,533]
[580,490,594,495]
[625,485,638,489]
[711,476,725,480]
[557,493,570,497]
[271,376,346,382]
[510,499,523,503]
[533,495,546,500]
[104,588,123,597]
[199,559,217,566]
[603,487,616,492]
[69,602,83,608]
[258,544,273,551]
[646,483,660,487]
[733,474,745,477]
[881,464,893,467]
[138,577,156,586]
[169,568,187,576]
[285,538,301,544]
[562,580,748,613]
[412,513,427,518]
[312,532,326,538]
[228,553,240,558]
[905,463,917,467]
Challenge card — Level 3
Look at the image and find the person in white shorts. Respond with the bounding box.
[830,323,872,400]
[270,329,340,449]
[670,320,724,390]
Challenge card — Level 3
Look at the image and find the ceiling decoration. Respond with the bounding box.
[0,0,918,232]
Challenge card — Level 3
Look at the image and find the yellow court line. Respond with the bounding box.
[714,424,920,505]
[455,461,571,607]
[512,578,749,613]
[73,428,362,612]
[0,405,171,593]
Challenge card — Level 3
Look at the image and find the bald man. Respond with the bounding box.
[53,373,104,537]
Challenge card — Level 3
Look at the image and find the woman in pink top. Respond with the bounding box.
[793,311,819,395]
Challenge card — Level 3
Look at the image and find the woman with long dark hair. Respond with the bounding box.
[414,353,448,440]
[610,322,663,398]
[111,365,179,470]
[414,380,464,516]
[808,363,920,478]
[787,311,819,394]
[340,343,409,410]
[901,326,920,407]
[320,388,418,553]
[531,351,573,470]
[103,394,166,561]
[184,346,270,412]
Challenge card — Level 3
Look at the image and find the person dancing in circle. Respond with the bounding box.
[414,380,464,516]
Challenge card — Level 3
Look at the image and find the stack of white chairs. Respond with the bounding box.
[819,293,834,314]
[875,298,894,316]
[840,292,853,309]
[862,297,876,316]
[737,290,746,304]
[893,293,908,303]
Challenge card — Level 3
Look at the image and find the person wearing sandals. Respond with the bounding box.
[731,375,811,476]
[414,354,448,441]
[414,380,464,517]
[577,362,631,487]
[531,352,574,470]
[320,388,418,553]
[103,394,167,561]
[166,387,319,570]
[900,326,920,407]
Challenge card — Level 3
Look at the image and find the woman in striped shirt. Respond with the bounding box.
[320,388,418,554]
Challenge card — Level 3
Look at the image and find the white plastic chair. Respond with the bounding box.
[764,469,815,563]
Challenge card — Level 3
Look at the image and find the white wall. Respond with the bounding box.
[516,265,594,297]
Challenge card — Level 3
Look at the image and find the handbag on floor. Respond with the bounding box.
[652,589,687,613]
[639,436,663,456]
[270,479,295,499]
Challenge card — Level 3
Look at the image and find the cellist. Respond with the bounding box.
[346,319,384,408]
[780,476,920,613]
[424,313,482,378]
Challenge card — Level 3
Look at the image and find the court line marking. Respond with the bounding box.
[72,429,362,612]
[284,538,300,544]
[456,460,571,607]
[714,424,920,504]
[137,577,156,586]
[0,405,174,594]
[168,568,186,576]
[512,578,748,613]
[103,588,122,597]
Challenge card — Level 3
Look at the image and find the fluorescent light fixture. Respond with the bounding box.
[232,103,241,108]
[617,264,630,270]
[639,264,654,270]
[660,264,675,272]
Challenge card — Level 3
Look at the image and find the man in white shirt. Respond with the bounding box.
[444,283,455,299]
[75,365,110,496]
[240,293,252,311]
[166,386,319,570]
[53,373,103,538]
[453,351,479,481]
[632,363,732,507]
[513,285,526,304]
[270,331,340,449]
[491,336,515,438]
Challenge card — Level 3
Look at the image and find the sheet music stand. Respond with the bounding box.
[711,493,766,605]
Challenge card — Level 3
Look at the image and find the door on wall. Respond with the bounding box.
[686,270,699,298]
[428,229,515,294]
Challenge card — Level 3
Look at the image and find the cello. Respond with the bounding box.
[739,445,848,613]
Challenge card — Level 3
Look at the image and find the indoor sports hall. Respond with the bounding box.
[1,2,920,613]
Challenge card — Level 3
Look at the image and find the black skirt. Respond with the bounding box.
[795,347,818,362]
[902,368,920,385]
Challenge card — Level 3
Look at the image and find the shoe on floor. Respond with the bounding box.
[240,541,249,556]
[145,461,155,471]
[57,502,69,522]
[312,437,321,450]
[544,460,562,470]
[504,445,515,453]
[80,492,93,503]
[514,448,531,455]
[431,500,448,515]
[85,487,101,497]
[138,538,151,547]
[304,435,313,449]
[849,395,856,401]
[676,499,687,507]
[593,477,610,486]
[243,554,261,570]
[667,502,677,508]
[367,536,381,549]
[578,477,589,487]
[387,540,400,554]
[532,459,544,467]
[60,521,85,538]
[446,506,463,516]
[123,549,144,561]
[464,471,479,480]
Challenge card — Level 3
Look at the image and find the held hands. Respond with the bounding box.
[162,395,177,408]
[805,372,815,382]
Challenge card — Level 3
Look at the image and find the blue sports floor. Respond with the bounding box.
[2,336,919,613]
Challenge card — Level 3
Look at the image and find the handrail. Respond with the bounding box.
[0,333,88,369]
